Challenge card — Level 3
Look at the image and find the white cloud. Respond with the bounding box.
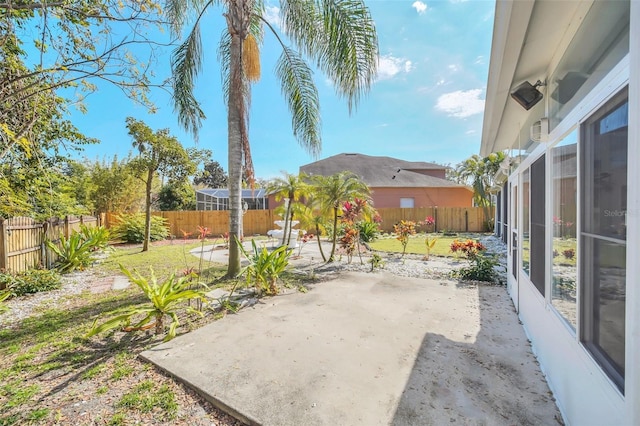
[404,61,413,73]
[412,1,427,14]
[435,89,485,118]
[377,55,413,81]
[465,129,476,135]
[448,64,459,73]
[264,5,281,28]
[436,79,446,86]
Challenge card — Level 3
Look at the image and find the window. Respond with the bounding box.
[400,198,414,208]
[522,169,530,276]
[580,88,627,392]
[502,182,508,244]
[551,130,578,329]
[530,155,546,296]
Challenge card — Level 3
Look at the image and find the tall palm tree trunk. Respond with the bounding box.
[225,0,251,277]
[328,207,339,262]
[281,201,290,246]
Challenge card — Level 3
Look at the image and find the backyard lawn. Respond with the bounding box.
[0,232,493,424]
[369,233,489,257]
[0,238,306,426]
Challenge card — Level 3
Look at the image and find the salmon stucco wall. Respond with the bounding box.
[370,187,473,208]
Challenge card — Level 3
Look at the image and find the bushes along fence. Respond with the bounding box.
[0,215,98,276]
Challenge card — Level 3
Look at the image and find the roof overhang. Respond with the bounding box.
[480,0,592,156]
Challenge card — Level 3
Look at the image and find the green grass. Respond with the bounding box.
[100,240,226,281]
[0,237,295,423]
[116,381,177,419]
[369,234,487,257]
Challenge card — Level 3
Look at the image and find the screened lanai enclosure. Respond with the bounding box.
[195,189,269,211]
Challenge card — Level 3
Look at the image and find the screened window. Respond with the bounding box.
[580,87,627,392]
[551,129,578,329]
[522,169,530,276]
[530,155,546,296]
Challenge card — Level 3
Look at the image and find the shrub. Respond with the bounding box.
[47,232,95,273]
[357,221,380,243]
[393,220,417,257]
[0,289,10,313]
[450,239,486,260]
[0,268,61,297]
[238,239,291,296]
[562,248,575,260]
[454,253,499,282]
[87,265,206,341]
[339,227,359,263]
[111,214,169,243]
[79,224,111,251]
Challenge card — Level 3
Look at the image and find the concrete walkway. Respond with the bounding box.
[141,269,562,425]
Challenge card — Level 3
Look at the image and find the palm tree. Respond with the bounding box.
[267,172,309,246]
[453,152,505,226]
[311,171,370,262]
[166,0,378,277]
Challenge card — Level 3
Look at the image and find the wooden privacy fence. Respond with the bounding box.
[105,207,492,238]
[0,215,99,275]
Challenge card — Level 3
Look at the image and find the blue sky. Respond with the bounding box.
[69,0,495,180]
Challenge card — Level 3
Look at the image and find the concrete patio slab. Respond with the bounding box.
[141,271,562,425]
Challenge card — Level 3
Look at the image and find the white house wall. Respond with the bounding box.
[491,3,638,425]
[624,1,640,422]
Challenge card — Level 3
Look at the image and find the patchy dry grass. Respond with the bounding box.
[0,240,284,425]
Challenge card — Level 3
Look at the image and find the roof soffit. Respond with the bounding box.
[481,0,590,156]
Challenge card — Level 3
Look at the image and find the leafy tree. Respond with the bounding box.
[267,172,309,246]
[167,0,378,277]
[126,118,204,251]
[158,181,196,211]
[89,156,147,216]
[1,1,166,149]
[194,160,228,188]
[310,172,371,262]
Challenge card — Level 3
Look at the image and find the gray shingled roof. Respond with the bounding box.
[300,153,466,188]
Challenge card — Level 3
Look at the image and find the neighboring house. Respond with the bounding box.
[481,1,638,425]
[299,153,473,208]
[196,188,269,211]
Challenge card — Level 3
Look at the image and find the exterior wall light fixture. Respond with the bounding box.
[510,80,546,110]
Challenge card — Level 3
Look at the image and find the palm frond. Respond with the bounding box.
[275,46,321,157]
[165,0,215,38]
[171,18,206,138]
[281,0,377,112]
[319,0,378,111]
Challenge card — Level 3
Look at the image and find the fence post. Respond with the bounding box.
[64,216,70,238]
[0,219,8,270]
[465,210,469,232]
[434,207,438,233]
